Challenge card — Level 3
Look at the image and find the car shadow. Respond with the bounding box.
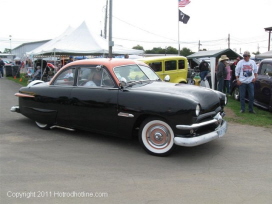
[7,117,227,161]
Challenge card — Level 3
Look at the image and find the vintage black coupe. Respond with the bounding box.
[11,58,228,156]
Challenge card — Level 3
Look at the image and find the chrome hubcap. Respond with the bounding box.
[147,124,170,148]
[154,132,163,141]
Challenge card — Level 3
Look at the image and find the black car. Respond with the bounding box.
[11,58,228,156]
[231,58,272,111]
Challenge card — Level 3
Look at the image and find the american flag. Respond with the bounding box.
[178,0,190,7]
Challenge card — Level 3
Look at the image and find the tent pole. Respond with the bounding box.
[210,57,216,90]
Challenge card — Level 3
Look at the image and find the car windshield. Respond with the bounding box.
[113,64,160,84]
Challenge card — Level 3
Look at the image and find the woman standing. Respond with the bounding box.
[224,63,232,95]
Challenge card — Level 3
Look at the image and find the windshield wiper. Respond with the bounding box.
[126,80,151,87]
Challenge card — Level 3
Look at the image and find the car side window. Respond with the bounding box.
[165,60,176,71]
[149,62,162,72]
[260,63,272,75]
[52,67,76,86]
[178,60,185,69]
[77,67,115,88]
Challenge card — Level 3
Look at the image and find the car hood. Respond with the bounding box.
[131,82,225,111]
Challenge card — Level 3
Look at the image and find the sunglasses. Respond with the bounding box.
[243,55,250,57]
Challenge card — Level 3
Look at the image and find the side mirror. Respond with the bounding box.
[119,77,127,88]
[164,75,170,82]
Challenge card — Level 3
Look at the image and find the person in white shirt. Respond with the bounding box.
[235,51,258,113]
[64,69,73,78]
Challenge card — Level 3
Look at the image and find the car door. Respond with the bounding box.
[164,59,187,83]
[49,66,77,126]
[69,67,119,135]
[254,61,272,107]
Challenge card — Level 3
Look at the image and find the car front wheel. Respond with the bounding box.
[139,118,175,156]
[35,121,51,130]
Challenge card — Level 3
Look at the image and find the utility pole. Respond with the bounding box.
[228,34,230,48]
[264,27,272,51]
[104,0,108,39]
[198,40,202,51]
[9,35,12,53]
[108,0,113,58]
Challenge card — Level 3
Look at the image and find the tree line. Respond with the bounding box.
[132,45,194,56]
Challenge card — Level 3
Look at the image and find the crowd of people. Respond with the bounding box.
[198,51,259,114]
[215,51,258,114]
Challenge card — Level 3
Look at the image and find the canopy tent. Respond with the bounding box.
[27,21,143,56]
[256,50,272,59]
[187,48,241,89]
[27,26,75,57]
[187,48,241,60]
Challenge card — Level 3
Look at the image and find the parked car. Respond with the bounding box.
[4,60,12,65]
[231,58,272,111]
[10,58,228,156]
[137,56,188,83]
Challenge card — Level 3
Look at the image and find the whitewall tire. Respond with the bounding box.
[139,118,175,156]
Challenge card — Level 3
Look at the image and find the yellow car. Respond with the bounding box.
[137,56,188,83]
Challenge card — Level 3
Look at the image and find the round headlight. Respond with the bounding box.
[195,104,200,116]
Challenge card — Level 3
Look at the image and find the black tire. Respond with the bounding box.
[35,121,51,130]
[233,87,240,101]
[139,118,175,156]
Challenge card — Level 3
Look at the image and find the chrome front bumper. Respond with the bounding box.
[174,112,228,147]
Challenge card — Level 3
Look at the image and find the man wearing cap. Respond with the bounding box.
[217,55,229,92]
[235,51,258,113]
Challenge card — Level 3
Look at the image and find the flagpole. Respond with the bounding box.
[109,0,113,58]
[178,6,180,56]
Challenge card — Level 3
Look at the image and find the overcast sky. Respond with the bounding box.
[1,0,271,55]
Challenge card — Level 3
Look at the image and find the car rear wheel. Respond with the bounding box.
[139,118,175,156]
[233,87,240,101]
[35,121,51,130]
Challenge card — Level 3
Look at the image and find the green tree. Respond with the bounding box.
[253,51,260,55]
[143,46,193,56]
[132,45,144,50]
[3,48,11,53]
[180,47,194,57]
[165,46,178,54]
[145,47,164,54]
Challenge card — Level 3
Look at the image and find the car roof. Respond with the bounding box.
[63,58,146,69]
[51,58,148,85]
[260,58,272,63]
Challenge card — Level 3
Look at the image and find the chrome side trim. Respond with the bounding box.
[118,112,134,118]
[50,125,75,131]
[15,93,34,98]
[176,112,222,130]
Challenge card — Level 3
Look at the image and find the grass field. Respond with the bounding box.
[225,97,272,128]
[6,75,29,87]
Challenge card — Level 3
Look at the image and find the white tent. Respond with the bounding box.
[28,21,143,56]
[256,50,272,59]
[27,26,75,56]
